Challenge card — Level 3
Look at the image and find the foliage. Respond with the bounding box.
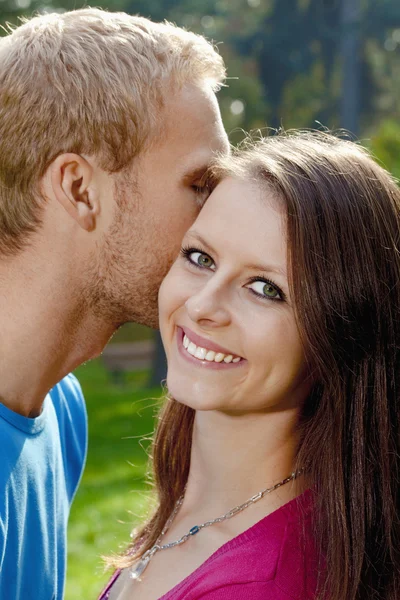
[368,118,400,180]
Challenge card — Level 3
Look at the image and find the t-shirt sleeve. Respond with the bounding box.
[197,581,302,600]
[50,373,88,504]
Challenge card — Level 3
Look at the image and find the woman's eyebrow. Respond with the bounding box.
[185,231,287,278]
[184,231,216,253]
[245,262,287,278]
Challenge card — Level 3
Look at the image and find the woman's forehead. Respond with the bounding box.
[187,177,288,272]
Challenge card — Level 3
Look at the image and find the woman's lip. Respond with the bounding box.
[176,328,245,370]
[179,325,242,358]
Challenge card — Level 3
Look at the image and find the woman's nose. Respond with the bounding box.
[184,282,231,327]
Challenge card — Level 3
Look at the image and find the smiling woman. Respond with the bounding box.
[159,177,310,416]
[99,131,400,600]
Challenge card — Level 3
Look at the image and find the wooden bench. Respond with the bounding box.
[101,340,155,383]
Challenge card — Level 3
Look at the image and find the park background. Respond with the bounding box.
[1,0,400,597]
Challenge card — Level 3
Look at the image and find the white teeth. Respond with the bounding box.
[182,333,242,364]
[194,347,207,360]
[187,342,197,356]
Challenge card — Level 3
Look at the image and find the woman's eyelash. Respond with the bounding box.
[181,245,205,258]
[180,246,213,268]
[247,276,286,302]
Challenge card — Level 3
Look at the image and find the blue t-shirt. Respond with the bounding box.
[0,374,87,600]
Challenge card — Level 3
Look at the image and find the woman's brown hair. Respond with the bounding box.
[117,131,400,600]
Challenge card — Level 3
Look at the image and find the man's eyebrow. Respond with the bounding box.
[182,165,209,185]
[185,231,287,279]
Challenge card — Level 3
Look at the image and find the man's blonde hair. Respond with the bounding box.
[0,8,226,254]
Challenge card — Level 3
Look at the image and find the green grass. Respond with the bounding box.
[65,358,162,600]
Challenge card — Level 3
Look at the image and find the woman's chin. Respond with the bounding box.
[166,377,226,412]
[169,393,222,412]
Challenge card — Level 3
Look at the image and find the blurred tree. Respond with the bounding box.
[340,0,361,134]
[369,118,400,179]
[149,331,167,387]
[207,0,400,133]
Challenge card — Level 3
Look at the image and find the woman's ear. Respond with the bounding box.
[46,153,100,232]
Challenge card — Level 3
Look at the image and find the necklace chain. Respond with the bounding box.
[130,468,304,581]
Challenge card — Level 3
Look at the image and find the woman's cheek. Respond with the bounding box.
[158,275,174,335]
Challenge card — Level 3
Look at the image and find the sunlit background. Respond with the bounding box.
[1,0,399,597]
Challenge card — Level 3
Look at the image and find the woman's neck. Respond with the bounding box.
[181,406,304,517]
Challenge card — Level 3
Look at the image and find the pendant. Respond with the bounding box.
[130,554,151,581]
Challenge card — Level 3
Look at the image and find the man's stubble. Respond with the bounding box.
[84,177,174,331]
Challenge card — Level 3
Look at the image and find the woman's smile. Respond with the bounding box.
[176,326,246,369]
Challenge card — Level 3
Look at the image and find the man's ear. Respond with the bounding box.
[46,154,100,232]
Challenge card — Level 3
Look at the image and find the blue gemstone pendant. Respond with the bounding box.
[189,525,200,535]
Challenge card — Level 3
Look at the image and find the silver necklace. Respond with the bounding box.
[130,469,303,581]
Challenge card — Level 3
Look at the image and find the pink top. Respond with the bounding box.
[99,489,319,600]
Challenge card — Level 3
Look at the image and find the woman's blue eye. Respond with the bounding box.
[189,251,215,270]
[248,280,282,300]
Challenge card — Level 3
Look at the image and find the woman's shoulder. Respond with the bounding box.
[273,489,319,599]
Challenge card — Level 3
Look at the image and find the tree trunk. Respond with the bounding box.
[149,330,167,388]
[340,0,361,135]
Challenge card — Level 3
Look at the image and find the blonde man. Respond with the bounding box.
[0,8,228,599]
